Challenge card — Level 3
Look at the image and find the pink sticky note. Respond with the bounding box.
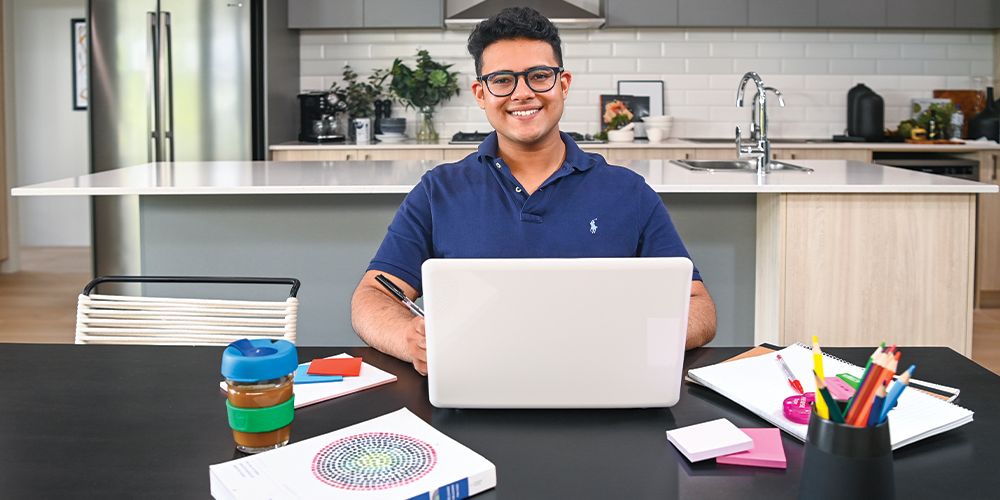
[716,428,787,469]
[825,376,856,401]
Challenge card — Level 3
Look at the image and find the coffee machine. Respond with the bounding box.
[298,91,345,142]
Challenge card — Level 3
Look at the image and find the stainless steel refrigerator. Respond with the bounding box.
[88,0,298,281]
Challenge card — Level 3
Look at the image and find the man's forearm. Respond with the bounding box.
[351,286,418,361]
[685,292,717,350]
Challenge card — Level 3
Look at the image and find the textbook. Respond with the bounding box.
[687,344,974,450]
[210,408,497,499]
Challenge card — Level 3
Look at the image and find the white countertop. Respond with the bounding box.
[271,138,1000,152]
[11,160,997,196]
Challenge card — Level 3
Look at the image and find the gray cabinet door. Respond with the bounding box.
[887,0,955,27]
[818,0,886,27]
[678,0,748,26]
[955,0,995,28]
[288,0,363,28]
[364,0,442,28]
[748,0,817,27]
[606,0,678,27]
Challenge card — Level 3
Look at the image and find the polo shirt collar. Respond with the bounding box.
[477,131,596,172]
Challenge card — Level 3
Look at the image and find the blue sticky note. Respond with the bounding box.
[294,363,344,384]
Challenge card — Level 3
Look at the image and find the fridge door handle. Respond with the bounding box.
[147,11,159,163]
[161,11,175,162]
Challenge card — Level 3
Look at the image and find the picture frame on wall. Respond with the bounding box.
[617,80,664,138]
[72,18,88,111]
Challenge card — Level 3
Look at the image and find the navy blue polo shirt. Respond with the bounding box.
[368,131,700,293]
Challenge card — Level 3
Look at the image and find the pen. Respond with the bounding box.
[374,274,425,317]
[776,354,804,394]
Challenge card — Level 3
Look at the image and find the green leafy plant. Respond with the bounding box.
[388,50,460,113]
[329,65,389,119]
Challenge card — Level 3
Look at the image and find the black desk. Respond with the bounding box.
[1,345,997,499]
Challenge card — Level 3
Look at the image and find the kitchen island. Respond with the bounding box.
[13,160,997,354]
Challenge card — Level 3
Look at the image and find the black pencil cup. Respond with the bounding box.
[798,409,894,500]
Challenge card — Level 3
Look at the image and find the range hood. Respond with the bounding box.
[446,0,605,29]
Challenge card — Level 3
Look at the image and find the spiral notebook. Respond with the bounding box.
[687,344,974,450]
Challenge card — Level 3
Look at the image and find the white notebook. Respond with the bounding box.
[210,408,496,499]
[687,344,974,450]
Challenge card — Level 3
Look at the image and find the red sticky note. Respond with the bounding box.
[307,357,363,377]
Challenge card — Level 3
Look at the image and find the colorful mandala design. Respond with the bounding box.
[311,432,437,491]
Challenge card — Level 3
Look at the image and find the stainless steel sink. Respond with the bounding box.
[671,159,813,173]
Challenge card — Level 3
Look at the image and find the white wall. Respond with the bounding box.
[300,27,995,139]
[11,0,89,247]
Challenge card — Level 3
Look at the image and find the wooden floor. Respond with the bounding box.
[2,247,1000,374]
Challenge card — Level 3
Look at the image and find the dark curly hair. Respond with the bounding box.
[467,7,563,77]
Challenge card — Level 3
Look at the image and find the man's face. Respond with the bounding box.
[472,38,572,147]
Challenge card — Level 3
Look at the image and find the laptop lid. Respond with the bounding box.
[422,257,693,409]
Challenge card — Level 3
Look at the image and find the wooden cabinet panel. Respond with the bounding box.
[887,0,955,28]
[977,152,1000,300]
[678,0,748,26]
[771,149,871,162]
[818,0,886,27]
[694,149,738,160]
[362,149,443,161]
[748,0,817,27]
[364,0,441,28]
[605,148,696,162]
[288,0,363,28]
[442,149,476,163]
[606,0,678,27]
[272,149,359,161]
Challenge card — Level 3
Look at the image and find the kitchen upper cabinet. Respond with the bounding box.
[289,0,441,29]
[748,0,817,27]
[817,0,886,28]
[886,0,955,28]
[678,0,748,27]
[605,0,678,27]
[364,0,442,28]
[289,0,363,29]
[955,0,996,28]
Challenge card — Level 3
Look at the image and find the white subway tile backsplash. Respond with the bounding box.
[877,60,924,75]
[829,59,877,75]
[300,27,993,139]
[613,42,662,57]
[663,42,711,58]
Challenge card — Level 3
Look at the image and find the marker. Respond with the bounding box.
[374,274,425,317]
[776,354,804,394]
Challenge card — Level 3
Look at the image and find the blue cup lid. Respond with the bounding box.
[221,338,298,382]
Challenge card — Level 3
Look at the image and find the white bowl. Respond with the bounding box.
[646,128,666,143]
[606,129,635,142]
[646,123,672,140]
[642,115,673,125]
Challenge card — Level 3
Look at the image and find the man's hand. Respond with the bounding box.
[406,316,428,375]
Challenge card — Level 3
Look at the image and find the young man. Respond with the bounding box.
[352,7,716,375]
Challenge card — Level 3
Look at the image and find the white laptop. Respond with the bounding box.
[422,257,693,409]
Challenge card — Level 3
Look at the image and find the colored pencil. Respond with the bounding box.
[846,343,886,415]
[814,370,845,423]
[867,383,888,427]
[879,365,916,424]
[812,336,829,420]
[847,352,890,426]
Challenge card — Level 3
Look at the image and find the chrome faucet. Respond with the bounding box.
[735,72,783,176]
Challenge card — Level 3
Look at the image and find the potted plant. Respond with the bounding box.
[388,49,460,142]
[329,65,389,141]
[598,100,635,142]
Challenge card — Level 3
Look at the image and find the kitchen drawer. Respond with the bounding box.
[362,149,444,161]
[272,149,360,161]
[771,149,870,162]
[443,149,477,162]
[605,148,696,162]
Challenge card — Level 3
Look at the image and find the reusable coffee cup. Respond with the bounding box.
[221,338,297,453]
[353,117,372,144]
[798,408,895,500]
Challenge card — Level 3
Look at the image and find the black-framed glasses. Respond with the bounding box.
[477,66,564,97]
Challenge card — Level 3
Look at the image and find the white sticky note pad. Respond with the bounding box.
[666,418,753,463]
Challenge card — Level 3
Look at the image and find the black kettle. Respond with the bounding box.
[967,87,1000,141]
[847,84,884,141]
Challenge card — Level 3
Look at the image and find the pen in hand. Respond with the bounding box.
[375,274,425,317]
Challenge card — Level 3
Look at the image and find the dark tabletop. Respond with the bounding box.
[0,344,997,499]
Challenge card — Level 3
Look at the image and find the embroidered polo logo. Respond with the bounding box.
[589,218,598,234]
